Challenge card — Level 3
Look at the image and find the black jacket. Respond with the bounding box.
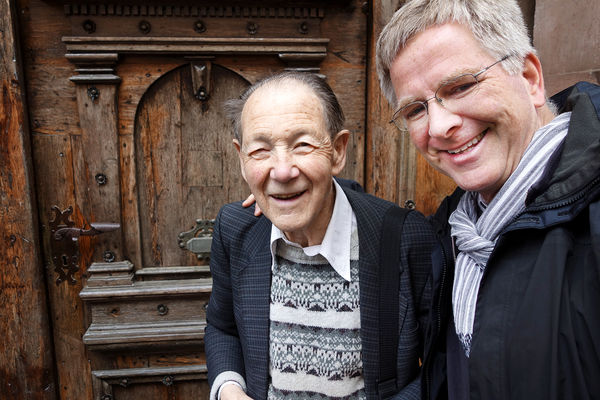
[423,82,600,400]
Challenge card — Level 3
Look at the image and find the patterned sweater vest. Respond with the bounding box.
[267,229,365,399]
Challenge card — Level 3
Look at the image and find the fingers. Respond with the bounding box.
[242,194,256,207]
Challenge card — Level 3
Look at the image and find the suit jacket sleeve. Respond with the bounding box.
[394,210,437,400]
[205,205,246,388]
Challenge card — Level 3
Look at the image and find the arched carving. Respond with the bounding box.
[134,63,249,268]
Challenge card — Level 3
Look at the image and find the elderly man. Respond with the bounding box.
[205,72,436,400]
[376,0,600,399]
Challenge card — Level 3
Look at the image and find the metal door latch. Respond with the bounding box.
[178,219,214,261]
[49,206,120,285]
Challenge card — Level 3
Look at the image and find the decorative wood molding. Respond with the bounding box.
[92,365,208,399]
[65,52,121,83]
[63,36,329,56]
[135,266,211,277]
[64,4,325,19]
[80,276,212,300]
[64,36,329,74]
[85,261,134,287]
[83,319,206,348]
[81,262,211,350]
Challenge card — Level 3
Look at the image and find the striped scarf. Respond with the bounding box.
[448,112,571,357]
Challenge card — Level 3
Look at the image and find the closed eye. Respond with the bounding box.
[293,142,315,154]
[248,148,270,159]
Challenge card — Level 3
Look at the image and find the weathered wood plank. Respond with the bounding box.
[0,0,57,398]
[135,66,184,267]
[18,0,80,136]
[72,82,124,263]
[319,1,367,183]
[366,0,412,205]
[32,134,94,400]
[119,134,143,269]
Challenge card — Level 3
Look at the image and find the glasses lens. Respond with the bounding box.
[437,74,479,104]
[400,102,428,122]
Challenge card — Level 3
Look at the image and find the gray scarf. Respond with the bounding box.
[449,112,571,356]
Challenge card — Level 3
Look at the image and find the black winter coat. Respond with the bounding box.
[423,82,600,400]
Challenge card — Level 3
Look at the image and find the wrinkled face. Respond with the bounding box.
[234,81,348,246]
[390,23,546,202]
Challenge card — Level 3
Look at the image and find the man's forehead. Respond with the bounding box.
[242,81,323,119]
[240,84,327,144]
[391,24,493,105]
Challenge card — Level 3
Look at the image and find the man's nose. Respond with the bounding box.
[269,152,300,182]
[426,100,462,139]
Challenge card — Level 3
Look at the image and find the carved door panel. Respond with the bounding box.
[77,61,250,400]
[35,59,251,399]
[135,63,249,270]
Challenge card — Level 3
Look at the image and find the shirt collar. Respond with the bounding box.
[270,179,355,281]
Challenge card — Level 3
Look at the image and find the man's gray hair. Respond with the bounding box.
[224,71,345,143]
[376,0,535,107]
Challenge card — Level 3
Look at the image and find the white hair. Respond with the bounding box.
[376,0,535,107]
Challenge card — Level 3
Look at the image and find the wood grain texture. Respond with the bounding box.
[72,83,124,262]
[135,63,250,268]
[318,0,367,183]
[32,136,94,400]
[0,0,57,398]
[366,0,413,205]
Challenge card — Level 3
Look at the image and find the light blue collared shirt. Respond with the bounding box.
[269,179,357,281]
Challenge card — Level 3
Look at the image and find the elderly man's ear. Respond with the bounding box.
[232,139,247,182]
[332,129,350,175]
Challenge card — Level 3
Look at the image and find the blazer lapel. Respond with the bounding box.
[239,216,272,398]
[344,188,383,397]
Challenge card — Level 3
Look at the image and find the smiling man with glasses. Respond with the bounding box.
[377,1,600,399]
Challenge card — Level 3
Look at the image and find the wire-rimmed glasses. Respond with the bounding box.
[390,55,511,133]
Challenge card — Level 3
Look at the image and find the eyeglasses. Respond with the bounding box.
[390,55,511,133]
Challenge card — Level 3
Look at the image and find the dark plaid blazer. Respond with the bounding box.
[205,186,436,399]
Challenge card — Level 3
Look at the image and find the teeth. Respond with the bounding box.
[273,192,302,200]
[448,130,487,155]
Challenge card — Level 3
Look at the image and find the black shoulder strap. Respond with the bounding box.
[378,205,411,399]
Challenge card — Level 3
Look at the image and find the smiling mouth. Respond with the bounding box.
[447,129,488,155]
[271,191,305,200]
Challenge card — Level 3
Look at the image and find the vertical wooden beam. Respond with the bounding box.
[0,0,57,398]
[66,54,124,263]
[366,0,416,206]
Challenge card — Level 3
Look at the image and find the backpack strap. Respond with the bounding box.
[378,205,412,399]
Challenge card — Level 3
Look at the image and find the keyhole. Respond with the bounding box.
[62,255,69,266]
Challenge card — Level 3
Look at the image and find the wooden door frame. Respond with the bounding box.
[0,0,57,398]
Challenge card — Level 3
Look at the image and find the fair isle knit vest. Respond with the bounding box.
[267,228,365,400]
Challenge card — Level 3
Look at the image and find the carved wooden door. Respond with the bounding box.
[81,61,252,399]
[37,57,255,399]
[20,0,367,398]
